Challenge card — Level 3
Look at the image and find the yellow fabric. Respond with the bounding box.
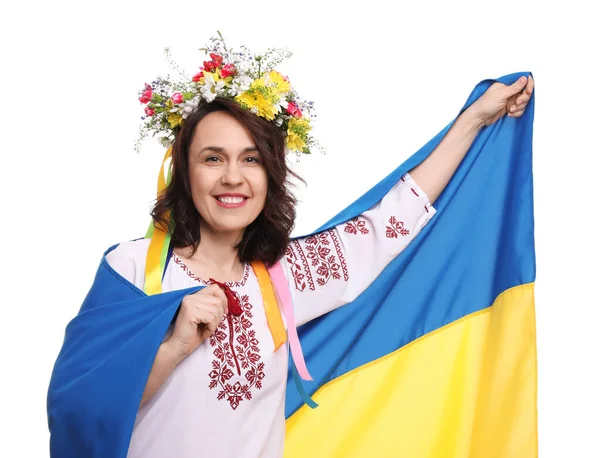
[251,261,287,352]
[284,283,537,458]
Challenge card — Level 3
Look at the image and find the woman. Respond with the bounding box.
[47,35,534,458]
[107,81,533,458]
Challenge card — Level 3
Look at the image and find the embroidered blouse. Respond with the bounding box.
[106,172,436,458]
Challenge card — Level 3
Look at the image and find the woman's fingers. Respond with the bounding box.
[197,284,229,314]
[510,76,534,113]
[508,109,525,117]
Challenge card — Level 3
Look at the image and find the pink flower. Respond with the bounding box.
[210,53,223,67]
[144,106,155,116]
[192,71,204,82]
[139,84,153,104]
[220,63,236,78]
[171,92,183,104]
[286,102,302,118]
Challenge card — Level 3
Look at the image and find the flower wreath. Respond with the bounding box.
[135,31,319,156]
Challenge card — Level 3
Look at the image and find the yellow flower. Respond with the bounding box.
[201,70,221,83]
[286,131,306,152]
[286,117,311,152]
[167,112,183,128]
[287,116,311,135]
[235,78,281,120]
[266,70,291,95]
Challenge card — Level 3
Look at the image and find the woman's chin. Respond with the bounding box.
[204,220,250,238]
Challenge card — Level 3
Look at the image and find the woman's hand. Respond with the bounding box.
[163,284,229,363]
[408,74,534,205]
[467,75,535,127]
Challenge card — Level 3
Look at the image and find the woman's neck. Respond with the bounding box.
[175,227,245,282]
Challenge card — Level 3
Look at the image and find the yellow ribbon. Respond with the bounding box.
[251,260,287,351]
[144,147,173,295]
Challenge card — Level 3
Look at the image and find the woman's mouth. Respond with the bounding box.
[215,195,248,208]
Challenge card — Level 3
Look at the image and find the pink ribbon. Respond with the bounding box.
[268,262,313,381]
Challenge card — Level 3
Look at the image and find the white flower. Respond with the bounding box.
[278,96,288,109]
[200,73,227,102]
[182,96,200,119]
[159,136,173,148]
[203,91,217,103]
[228,75,252,96]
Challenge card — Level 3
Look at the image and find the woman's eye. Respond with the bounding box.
[245,156,260,163]
[205,156,220,162]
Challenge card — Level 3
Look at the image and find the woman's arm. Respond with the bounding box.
[284,171,436,327]
[409,75,534,204]
[408,105,483,204]
[139,343,180,407]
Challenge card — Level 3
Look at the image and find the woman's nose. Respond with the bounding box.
[221,162,243,185]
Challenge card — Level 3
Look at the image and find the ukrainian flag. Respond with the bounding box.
[284,72,537,458]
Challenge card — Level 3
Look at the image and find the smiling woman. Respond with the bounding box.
[46,32,536,458]
[150,98,300,273]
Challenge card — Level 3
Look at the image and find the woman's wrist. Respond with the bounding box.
[458,105,486,133]
[159,340,185,368]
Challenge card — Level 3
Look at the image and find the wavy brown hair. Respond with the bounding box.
[150,98,302,266]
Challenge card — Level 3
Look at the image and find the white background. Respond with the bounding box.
[1,0,598,456]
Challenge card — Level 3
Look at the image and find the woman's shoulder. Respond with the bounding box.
[106,237,151,263]
[105,237,151,287]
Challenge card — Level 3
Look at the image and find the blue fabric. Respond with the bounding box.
[47,252,206,457]
[46,72,534,456]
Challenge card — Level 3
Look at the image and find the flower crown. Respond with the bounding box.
[135,32,318,156]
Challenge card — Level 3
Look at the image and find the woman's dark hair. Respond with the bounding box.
[150,98,302,266]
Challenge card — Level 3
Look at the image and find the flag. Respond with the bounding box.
[283,72,537,457]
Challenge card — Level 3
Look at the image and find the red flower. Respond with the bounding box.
[144,106,155,116]
[171,92,183,104]
[139,84,153,104]
[220,63,236,78]
[286,101,302,118]
[192,71,204,82]
[210,53,223,67]
[203,60,216,72]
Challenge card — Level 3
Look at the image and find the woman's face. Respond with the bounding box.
[188,111,268,238]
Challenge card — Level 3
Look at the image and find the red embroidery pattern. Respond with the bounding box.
[330,230,349,282]
[172,254,250,287]
[285,241,315,292]
[344,217,370,235]
[304,230,349,287]
[386,216,410,238]
[208,293,265,410]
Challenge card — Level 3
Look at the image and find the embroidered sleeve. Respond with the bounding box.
[282,172,436,326]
